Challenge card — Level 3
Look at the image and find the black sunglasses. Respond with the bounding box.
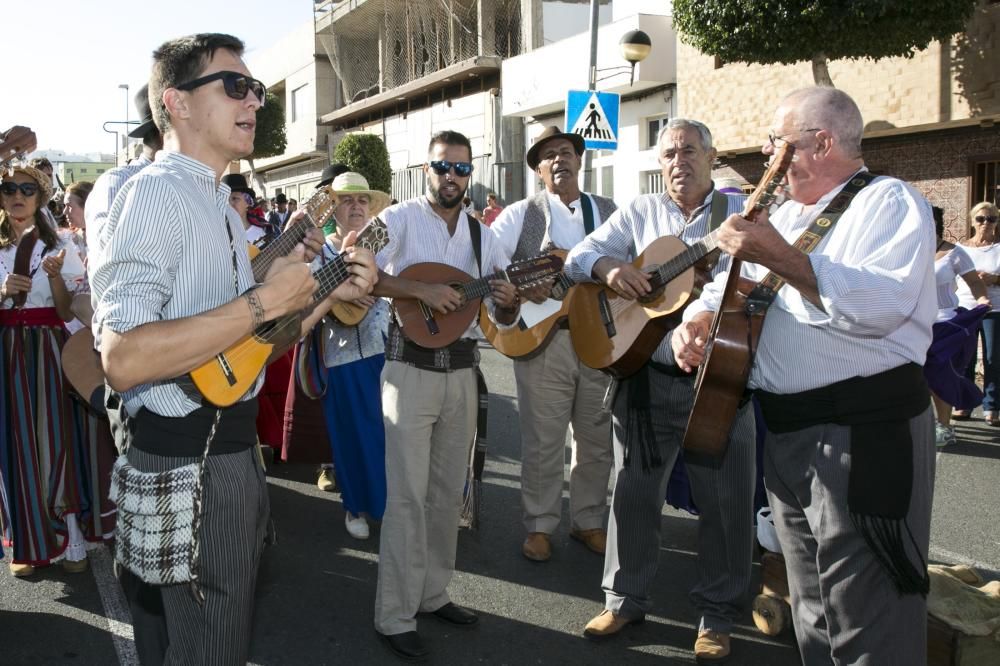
[176,70,266,106]
[975,215,998,223]
[1,181,39,197]
[429,160,473,177]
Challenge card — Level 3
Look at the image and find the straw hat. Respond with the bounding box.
[331,172,391,217]
[2,165,53,207]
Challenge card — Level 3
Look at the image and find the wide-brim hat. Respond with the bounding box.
[525,125,585,170]
[331,172,392,218]
[128,84,158,139]
[222,173,253,195]
[318,163,350,189]
[2,165,53,205]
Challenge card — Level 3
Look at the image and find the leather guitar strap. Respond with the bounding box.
[744,171,876,314]
[11,227,39,307]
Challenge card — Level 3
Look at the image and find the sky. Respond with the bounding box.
[2,1,314,156]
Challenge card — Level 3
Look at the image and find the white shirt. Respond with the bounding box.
[934,245,976,320]
[683,172,936,394]
[245,224,267,245]
[956,243,1000,313]
[86,153,154,274]
[0,236,86,309]
[90,151,260,417]
[564,189,746,365]
[490,191,602,255]
[377,196,511,338]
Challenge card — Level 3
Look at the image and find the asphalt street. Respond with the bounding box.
[1,345,998,665]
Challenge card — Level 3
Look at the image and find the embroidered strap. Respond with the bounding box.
[744,172,876,314]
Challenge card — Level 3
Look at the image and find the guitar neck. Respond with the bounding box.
[457,271,503,302]
[650,231,720,286]
[252,216,315,281]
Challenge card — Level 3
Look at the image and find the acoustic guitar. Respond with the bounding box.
[477,249,575,359]
[328,225,392,326]
[191,218,390,407]
[568,231,729,379]
[392,254,565,349]
[0,126,37,168]
[247,185,336,282]
[682,144,796,457]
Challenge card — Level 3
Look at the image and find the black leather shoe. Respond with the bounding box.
[377,630,429,662]
[428,602,479,626]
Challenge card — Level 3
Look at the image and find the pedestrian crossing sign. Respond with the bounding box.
[566,89,620,151]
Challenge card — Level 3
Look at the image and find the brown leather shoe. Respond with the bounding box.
[583,609,644,640]
[694,630,731,662]
[570,528,607,555]
[522,532,551,562]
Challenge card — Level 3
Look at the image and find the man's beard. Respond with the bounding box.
[429,179,467,210]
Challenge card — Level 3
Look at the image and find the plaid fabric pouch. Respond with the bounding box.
[109,410,220,602]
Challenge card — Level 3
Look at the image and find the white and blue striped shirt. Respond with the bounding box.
[683,172,936,394]
[90,151,261,417]
[564,189,746,365]
[85,153,154,274]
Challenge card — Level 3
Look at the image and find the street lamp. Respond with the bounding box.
[119,84,129,153]
[619,29,652,85]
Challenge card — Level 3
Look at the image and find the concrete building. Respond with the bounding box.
[27,150,115,188]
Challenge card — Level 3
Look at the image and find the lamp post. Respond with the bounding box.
[119,83,129,156]
[619,29,652,86]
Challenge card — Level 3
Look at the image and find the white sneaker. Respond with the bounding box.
[935,423,956,449]
[345,513,369,540]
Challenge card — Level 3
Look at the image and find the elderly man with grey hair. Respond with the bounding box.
[564,117,756,662]
[674,87,936,664]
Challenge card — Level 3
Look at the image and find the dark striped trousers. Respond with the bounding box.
[602,370,756,633]
[121,446,269,666]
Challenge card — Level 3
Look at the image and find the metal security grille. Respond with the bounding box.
[972,156,1000,206]
[316,0,522,105]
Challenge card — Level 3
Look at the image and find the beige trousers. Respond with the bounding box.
[514,329,613,534]
[374,360,478,635]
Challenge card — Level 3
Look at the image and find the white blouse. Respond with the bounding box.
[956,243,1000,313]
[0,236,86,310]
[934,245,975,320]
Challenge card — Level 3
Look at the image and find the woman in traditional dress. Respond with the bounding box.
[0,165,89,576]
[307,172,391,539]
[956,202,1000,426]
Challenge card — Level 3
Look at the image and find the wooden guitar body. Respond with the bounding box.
[478,250,570,359]
[568,236,711,379]
[392,263,480,349]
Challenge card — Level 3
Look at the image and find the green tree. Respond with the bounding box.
[332,133,392,194]
[247,91,286,195]
[671,0,978,87]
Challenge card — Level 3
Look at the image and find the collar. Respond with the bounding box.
[792,166,870,214]
[545,189,584,214]
[664,187,718,224]
[155,150,229,198]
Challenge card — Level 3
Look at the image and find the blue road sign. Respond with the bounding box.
[566,89,620,151]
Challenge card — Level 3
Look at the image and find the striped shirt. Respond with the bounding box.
[90,151,260,417]
[564,189,746,365]
[85,153,153,273]
[377,196,511,338]
[683,171,936,394]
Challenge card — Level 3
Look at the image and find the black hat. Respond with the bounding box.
[222,173,253,194]
[274,193,288,204]
[317,162,350,189]
[525,125,585,170]
[128,84,158,139]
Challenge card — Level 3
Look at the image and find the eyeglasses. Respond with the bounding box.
[767,128,821,148]
[974,215,998,223]
[428,160,474,177]
[1,181,39,197]
[175,70,266,106]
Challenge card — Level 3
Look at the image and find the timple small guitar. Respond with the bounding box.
[682,143,796,457]
[392,254,565,349]
[247,185,336,282]
[328,224,393,326]
[191,218,389,407]
[478,249,576,359]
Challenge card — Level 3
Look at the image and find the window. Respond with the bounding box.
[971,155,1000,206]
[600,165,613,199]
[81,168,88,174]
[290,84,309,123]
[641,169,664,195]
[646,114,670,149]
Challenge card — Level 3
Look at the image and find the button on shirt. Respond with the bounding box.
[90,151,260,417]
[683,172,936,394]
[377,196,512,338]
[564,189,746,365]
[491,190,601,255]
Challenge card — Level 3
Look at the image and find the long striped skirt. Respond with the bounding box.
[0,314,89,565]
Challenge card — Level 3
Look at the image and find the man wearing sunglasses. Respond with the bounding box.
[489,125,618,566]
[89,33,376,666]
[371,130,519,662]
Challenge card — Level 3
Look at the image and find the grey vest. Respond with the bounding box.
[511,191,618,262]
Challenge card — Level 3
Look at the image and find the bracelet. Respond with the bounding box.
[245,288,266,329]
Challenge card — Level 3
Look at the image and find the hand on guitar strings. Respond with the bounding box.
[519,275,555,304]
[257,245,319,320]
[595,257,652,301]
[288,213,325,262]
[297,230,378,336]
[670,311,713,373]
[489,268,519,310]
[419,283,464,314]
[716,209,789,268]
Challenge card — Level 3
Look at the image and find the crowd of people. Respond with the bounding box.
[1,29,997,666]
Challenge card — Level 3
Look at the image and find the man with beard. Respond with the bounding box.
[564,119,755,662]
[489,126,617,563]
[371,130,520,662]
